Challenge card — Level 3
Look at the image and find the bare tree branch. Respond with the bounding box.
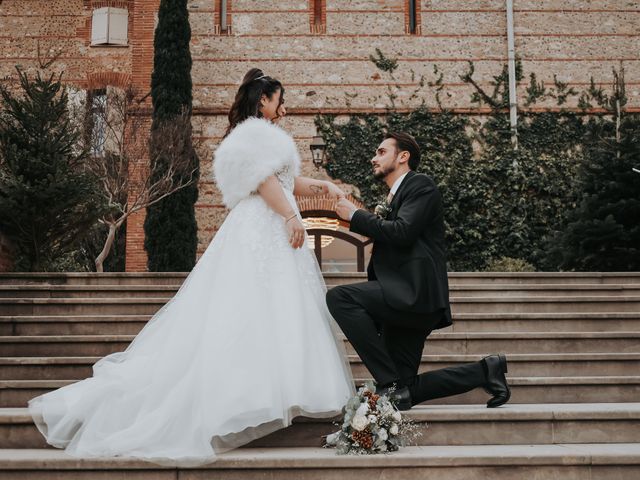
[82,86,200,271]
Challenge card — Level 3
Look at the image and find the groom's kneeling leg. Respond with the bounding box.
[409,361,487,404]
[326,284,400,387]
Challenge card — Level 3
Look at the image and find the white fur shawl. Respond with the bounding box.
[213,117,301,209]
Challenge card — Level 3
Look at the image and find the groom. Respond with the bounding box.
[327,132,510,410]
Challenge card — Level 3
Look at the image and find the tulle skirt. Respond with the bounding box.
[28,192,354,466]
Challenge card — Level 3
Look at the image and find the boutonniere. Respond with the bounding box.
[374,199,392,219]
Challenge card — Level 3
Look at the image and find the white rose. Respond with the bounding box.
[389,424,399,435]
[325,431,341,446]
[378,428,388,441]
[367,414,378,424]
[350,415,368,432]
[356,402,369,417]
[392,410,402,422]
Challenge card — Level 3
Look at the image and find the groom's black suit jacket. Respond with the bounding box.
[349,170,452,330]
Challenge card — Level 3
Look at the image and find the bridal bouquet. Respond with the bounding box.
[323,381,421,455]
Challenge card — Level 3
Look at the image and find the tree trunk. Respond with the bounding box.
[95,222,119,273]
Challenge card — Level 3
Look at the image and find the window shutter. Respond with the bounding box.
[108,7,129,45]
[91,7,109,45]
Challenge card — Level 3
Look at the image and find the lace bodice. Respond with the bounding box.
[275,164,295,192]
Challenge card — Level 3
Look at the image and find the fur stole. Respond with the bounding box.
[213,117,301,209]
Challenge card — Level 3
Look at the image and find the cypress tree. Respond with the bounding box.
[144,0,200,271]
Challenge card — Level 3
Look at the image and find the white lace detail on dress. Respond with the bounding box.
[275,164,295,192]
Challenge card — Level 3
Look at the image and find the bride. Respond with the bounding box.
[28,68,355,466]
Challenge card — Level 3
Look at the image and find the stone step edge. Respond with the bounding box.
[3,296,640,304]
[2,272,639,277]
[1,271,638,276]
[3,312,640,323]
[2,332,639,342]
[3,376,640,389]
[2,444,640,469]
[4,284,640,291]
[2,352,640,365]
[4,403,640,424]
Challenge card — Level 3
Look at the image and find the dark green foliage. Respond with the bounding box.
[460,59,523,110]
[316,109,582,271]
[547,114,640,270]
[0,68,106,271]
[369,48,399,75]
[144,0,200,272]
[485,257,536,272]
[316,115,386,208]
[315,55,627,271]
[316,109,488,270]
[150,0,194,122]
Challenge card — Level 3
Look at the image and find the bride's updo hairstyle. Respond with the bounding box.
[224,68,284,137]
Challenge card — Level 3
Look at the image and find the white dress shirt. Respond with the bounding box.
[388,172,409,200]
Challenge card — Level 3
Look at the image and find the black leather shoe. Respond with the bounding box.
[482,354,511,408]
[376,384,412,411]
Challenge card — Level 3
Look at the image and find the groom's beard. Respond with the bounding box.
[373,163,396,180]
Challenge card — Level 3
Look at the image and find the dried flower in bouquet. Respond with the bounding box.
[323,381,422,455]
[374,199,392,219]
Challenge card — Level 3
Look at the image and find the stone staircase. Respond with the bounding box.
[0,272,639,479]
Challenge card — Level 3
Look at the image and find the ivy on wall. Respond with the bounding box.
[315,53,638,271]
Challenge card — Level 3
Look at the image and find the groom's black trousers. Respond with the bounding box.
[327,281,486,405]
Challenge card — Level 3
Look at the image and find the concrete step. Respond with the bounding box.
[344,332,640,356]
[351,353,640,378]
[2,376,639,408]
[450,312,640,333]
[3,283,640,299]
[0,286,178,299]
[0,315,151,336]
[1,272,639,286]
[2,312,639,336]
[1,444,639,479]
[448,284,640,297]
[2,332,638,357]
[2,403,639,449]
[0,298,166,316]
[0,273,189,286]
[450,296,640,314]
[0,336,133,357]
[3,353,638,381]
[3,295,640,316]
[0,272,368,287]
[448,272,640,285]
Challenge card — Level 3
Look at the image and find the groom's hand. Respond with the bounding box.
[336,198,358,221]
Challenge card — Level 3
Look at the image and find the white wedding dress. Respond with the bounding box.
[28,117,355,467]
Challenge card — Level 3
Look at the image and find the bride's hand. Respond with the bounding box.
[324,181,345,200]
[286,216,306,249]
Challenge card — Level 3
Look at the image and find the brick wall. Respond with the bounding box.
[1,0,638,266]
[0,0,154,271]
